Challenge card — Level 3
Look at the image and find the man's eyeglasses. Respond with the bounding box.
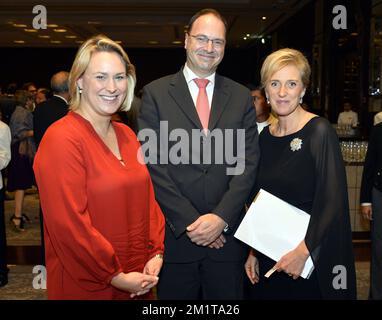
[189,34,225,48]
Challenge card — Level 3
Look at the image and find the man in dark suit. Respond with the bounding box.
[138,8,259,299]
[33,71,69,148]
[360,122,382,300]
[33,71,69,266]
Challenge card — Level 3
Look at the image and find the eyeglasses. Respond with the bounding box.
[189,34,225,48]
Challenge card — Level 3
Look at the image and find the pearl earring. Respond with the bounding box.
[78,87,82,94]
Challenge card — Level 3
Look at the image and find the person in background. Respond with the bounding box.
[33,34,165,300]
[360,122,382,300]
[0,114,11,287]
[35,88,51,105]
[337,101,358,128]
[245,48,356,300]
[22,82,37,111]
[0,83,17,125]
[7,90,35,232]
[138,8,259,300]
[248,84,277,134]
[33,71,70,148]
[33,71,71,267]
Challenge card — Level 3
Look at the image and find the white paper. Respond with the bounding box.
[234,189,314,279]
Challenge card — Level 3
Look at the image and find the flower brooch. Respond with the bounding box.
[290,137,303,152]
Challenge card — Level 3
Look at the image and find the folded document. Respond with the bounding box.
[234,189,314,279]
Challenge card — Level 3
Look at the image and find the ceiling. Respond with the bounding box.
[0,0,311,48]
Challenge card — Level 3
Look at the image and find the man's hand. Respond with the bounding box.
[186,213,226,246]
[208,234,226,249]
[361,205,373,221]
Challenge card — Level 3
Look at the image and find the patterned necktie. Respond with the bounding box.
[194,78,210,132]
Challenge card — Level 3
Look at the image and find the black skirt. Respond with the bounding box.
[7,142,35,191]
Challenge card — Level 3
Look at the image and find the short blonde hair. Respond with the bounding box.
[68,34,136,111]
[260,48,311,88]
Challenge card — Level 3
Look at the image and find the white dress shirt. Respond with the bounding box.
[257,113,277,134]
[0,120,11,189]
[337,110,358,127]
[183,64,215,110]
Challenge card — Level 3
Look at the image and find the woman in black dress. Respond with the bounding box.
[7,90,35,231]
[245,48,356,299]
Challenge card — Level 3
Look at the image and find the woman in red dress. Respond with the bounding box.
[33,35,165,300]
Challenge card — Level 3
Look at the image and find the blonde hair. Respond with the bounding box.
[260,48,311,88]
[68,34,136,111]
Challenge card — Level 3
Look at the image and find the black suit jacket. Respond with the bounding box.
[360,122,382,203]
[138,70,259,263]
[33,96,68,148]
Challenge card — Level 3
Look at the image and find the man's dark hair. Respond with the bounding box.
[246,83,266,98]
[186,8,228,34]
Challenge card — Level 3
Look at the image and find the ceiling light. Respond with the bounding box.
[50,40,62,44]
[87,21,101,25]
[261,38,265,44]
[24,29,37,32]
[76,40,84,44]
[14,40,25,44]
[262,16,267,20]
[172,40,182,44]
[246,33,250,37]
[243,37,247,40]
[54,29,67,33]
[13,23,27,28]
[65,35,77,39]
[38,35,50,38]
[148,41,159,44]
[47,24,58,28]
[350,32,358,36]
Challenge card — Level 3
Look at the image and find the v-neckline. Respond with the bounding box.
[70,112,126,167]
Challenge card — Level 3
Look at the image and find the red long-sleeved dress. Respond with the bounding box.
[33,112,165,300]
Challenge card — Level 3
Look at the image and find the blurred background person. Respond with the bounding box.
[33,71,70,148]
[0,115,11,287]
[33,71,70,266]
[35,88,52,105]
[245,48,356,300]
[33,35,165,300]
[360,122,382,300]
[337,101,358,128]
[22,82,37,111]
[0,83,17,125]
[7,90,35,232]
[248,84,277,134]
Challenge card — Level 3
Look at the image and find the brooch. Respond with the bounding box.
[290,138,303,152]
